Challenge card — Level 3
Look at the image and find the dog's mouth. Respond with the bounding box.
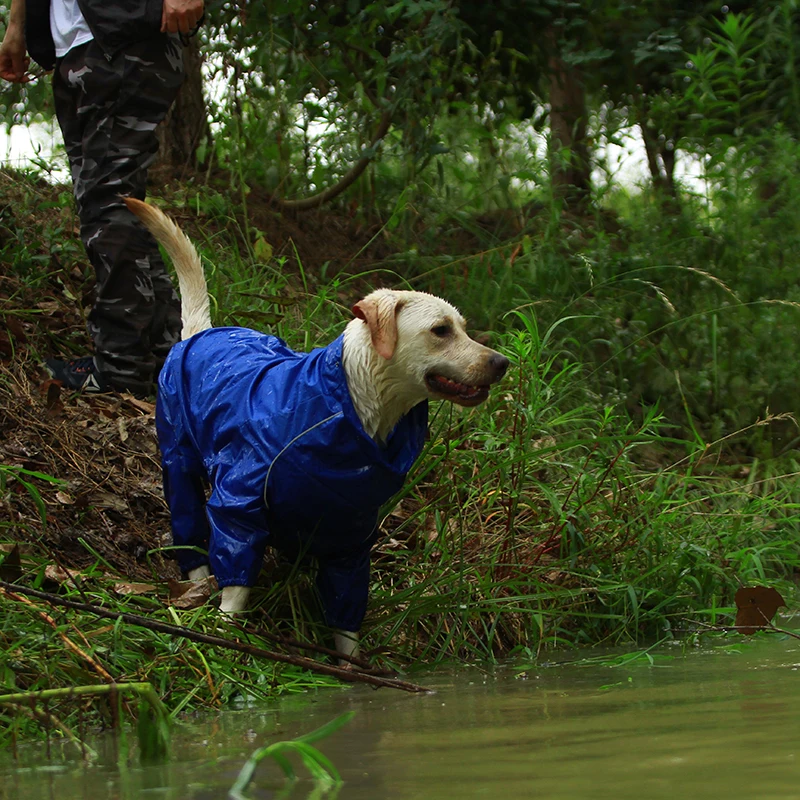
[425,373,491,406]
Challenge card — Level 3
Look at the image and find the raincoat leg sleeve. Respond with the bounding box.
[205,485,271,589]
[157,398,211,574]
[315,544,373,633]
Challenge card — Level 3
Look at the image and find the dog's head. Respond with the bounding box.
[351,289,509,407]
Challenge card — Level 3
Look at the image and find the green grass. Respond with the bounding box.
[183,209,800,661]
[2,165,800,750]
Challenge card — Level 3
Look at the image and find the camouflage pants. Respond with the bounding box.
[52,34,185,395]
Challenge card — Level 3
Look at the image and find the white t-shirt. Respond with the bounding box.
[50,0,94,58]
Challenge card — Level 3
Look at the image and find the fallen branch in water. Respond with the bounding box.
[0,581,431,694]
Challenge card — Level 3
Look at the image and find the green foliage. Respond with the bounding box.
[361,305,800,658]
[0,551,344,749]
[0,682,170,764]
[3,2,800,753]
[229,711,354,798]
[201,0,466,199]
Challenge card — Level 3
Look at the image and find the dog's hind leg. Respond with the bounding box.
[334,629,360,661]
[219,585,251,615]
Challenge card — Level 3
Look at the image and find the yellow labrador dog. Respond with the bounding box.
[126,198,508,660]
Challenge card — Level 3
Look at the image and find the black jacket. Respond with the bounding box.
[26,0,165,69]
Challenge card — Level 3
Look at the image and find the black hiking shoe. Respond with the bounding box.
[43,356,111,393]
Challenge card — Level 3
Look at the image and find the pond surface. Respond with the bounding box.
[3,636,800,799]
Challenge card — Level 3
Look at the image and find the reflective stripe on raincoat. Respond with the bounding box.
[156,328,428,632]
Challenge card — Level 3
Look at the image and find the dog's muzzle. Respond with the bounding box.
[425,352,509,406]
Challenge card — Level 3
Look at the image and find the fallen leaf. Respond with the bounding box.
[43,379,63,414]
[89,492,128,513]
[5,316,28,344]
[55,491,74,505]
[0,544,22,582]
[169,577,217,609]
[123,395,156,415]
[113,581,157,595]
[734,586,787,634]
[44,564,84,584]
[117,418,129,442]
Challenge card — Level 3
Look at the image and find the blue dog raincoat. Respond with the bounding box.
[156,328,428,632]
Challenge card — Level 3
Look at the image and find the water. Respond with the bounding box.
[3,637,800,799]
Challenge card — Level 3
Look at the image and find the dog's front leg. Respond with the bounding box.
[188,569,249,616]
[334,629,360,663]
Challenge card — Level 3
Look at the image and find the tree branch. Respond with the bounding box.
[273,110,392,211]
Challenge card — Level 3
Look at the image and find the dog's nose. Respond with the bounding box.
[489,352,510,379]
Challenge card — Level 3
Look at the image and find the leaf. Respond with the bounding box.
[113,581,158,596]
[295,710,356,745]
[228,711,354,799]
[235,292,296,307]
[0,544,22,582]
[44,564,84,585]
[89,491,128,513]
[734,586,786,634]
[253,235,273,262]
[136,697,170,765]
[123,396,156,415]
[169,577,217,609]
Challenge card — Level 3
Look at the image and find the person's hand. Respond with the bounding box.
[0,28,30,83]
[161,0,204,35]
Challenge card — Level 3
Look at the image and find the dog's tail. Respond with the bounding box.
[124,197,212,340]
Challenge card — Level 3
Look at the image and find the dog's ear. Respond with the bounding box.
[352,293,403,360]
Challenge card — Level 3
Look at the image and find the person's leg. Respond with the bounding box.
[50,36,183,394]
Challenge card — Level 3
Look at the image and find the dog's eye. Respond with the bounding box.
[431,325,452,338]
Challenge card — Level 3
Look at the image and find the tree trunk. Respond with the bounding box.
[640,121,676,197]
[547,37,591,207]
[156,38,211,173]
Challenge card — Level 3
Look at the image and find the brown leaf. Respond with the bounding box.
[123,395,156,415]
[89,491,128,513]
[5,315,28,344]
[169,577,217,609]
[734,586,787,634]
[55,491,74,505]
[44,564,84,585]
[113,581,157,596]
[0,544,22,582]
[43,379,63,414]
